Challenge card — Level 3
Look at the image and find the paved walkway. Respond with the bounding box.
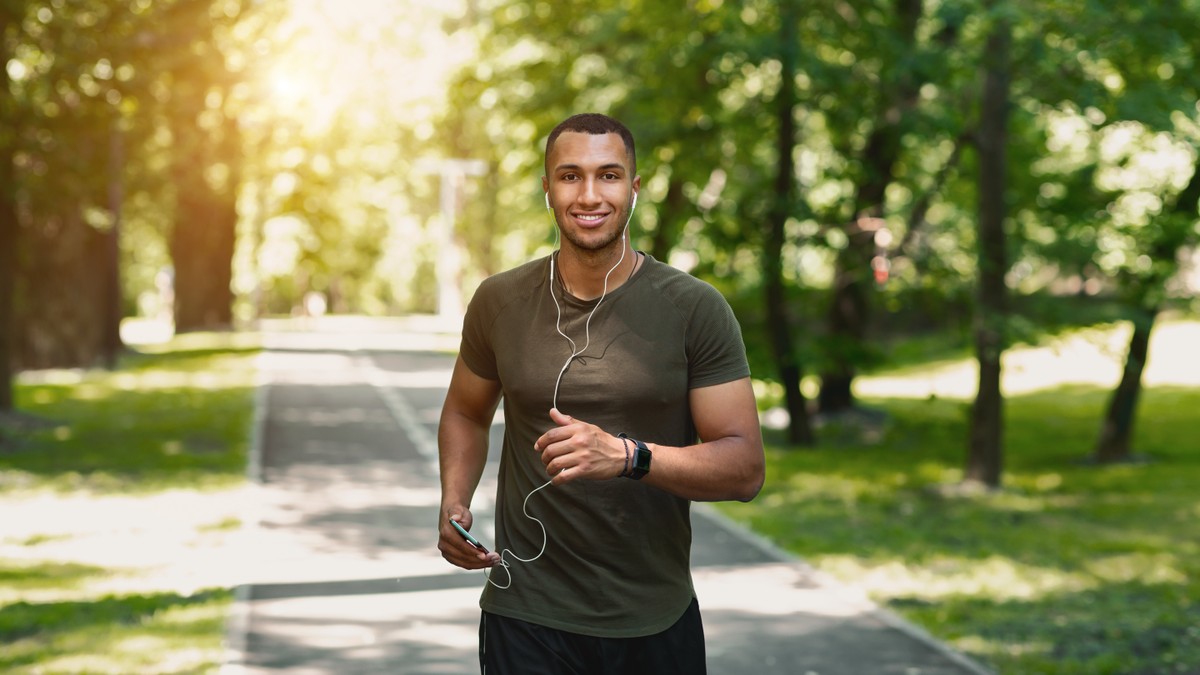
[221,318,992,674]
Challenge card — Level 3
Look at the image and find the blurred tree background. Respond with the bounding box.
[2,0,1198,472]
[3,2,1199,671]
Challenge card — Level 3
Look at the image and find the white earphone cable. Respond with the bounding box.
[486,189,637,590]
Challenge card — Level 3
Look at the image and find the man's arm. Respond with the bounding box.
[645,377,765,501]
[437,355,502,568]
[535,377,765,502]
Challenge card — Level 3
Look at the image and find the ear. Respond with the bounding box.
[542,176,550,210]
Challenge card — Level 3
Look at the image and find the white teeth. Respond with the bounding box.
[576,214,604,222]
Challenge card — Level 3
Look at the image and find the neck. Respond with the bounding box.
[556,243,640,301]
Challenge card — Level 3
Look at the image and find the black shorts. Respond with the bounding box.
[479,597,706,675]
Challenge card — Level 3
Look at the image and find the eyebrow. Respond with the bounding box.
[553,162,627,174]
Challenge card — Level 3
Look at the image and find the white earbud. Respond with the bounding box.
[545,193,551,210]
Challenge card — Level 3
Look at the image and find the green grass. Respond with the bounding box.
[0,334,257,673]
[1,339,258,494]
[0,588,232,673]
[718,386,1200,674]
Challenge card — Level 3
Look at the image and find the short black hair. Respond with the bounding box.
[544,113,637,176]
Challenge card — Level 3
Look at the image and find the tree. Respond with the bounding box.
[818,0,926,413]
[1094,159,1200,462]
[0,0,23,411]
[8,0,127,371]
[965,2,1012,487]
[1020,0,1200,462]
[763,0,814,445]
[440,0,751,272]
[156,0,245,332]
[1083,2,1200,462]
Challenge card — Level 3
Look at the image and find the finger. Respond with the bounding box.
[446,510,472,529]
[550,465,574,485]
[534,424,566,452]
[549,407,573,426]
[438,536,472,567]
[441,535,492,569]
[439,518,485,564]
[464,543,499,568]
[535,426,575,455]
[539,441,566,467]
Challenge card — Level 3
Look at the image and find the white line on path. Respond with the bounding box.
[354,353,440,470]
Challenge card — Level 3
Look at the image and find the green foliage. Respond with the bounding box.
[441,0,1200,423]
[719,383,1200,673]
[439,0,765,283]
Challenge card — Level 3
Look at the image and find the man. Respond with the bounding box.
[437,112,765,674]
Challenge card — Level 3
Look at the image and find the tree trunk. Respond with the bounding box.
[1094,309,1156,462]
[647,175,684,263]
[1092,157,1200,462]
[965,7,1012,488]
[15,209,109,369]
[170,99,238,333]
[764,0,814,446]
[819,0,923,413]
[0,5,20,411]
[171,183,236,332]
[102,124,124,368]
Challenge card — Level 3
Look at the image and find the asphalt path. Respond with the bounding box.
[220,323,991,675]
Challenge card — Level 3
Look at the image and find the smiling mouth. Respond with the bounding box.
[573,213,608,224]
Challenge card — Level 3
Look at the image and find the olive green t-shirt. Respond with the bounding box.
[459,253,750,638]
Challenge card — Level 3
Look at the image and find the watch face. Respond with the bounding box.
[632,440,651,477]
[634,447,651,472]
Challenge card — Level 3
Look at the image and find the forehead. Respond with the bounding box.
[547,132,631,172]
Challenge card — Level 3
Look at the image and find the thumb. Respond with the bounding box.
[549,407,573,426]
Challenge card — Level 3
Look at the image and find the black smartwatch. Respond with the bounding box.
[622,436,651,480]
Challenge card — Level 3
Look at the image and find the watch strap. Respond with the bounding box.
[624,436,651,480]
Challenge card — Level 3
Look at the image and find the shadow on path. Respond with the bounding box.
[223,334,990,675]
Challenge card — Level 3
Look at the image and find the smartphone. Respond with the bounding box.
[449,519,489,553]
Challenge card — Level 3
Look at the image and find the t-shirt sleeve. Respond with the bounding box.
[459,282,500,381]
[686,283,751,389]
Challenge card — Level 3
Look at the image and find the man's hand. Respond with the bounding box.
[533,408,625,485]
[437,508,500,569]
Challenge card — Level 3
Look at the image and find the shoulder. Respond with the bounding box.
[637,255,748,382]
[460,256,549,378]
[476,256,548,298]
[640,256,733,318]
[470,257,547,314]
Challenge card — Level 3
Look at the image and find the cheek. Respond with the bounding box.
[551,185,577,206]
[604,188,631,206]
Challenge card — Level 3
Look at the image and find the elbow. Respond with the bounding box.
[734,472,765,503]
[733,451,766,503]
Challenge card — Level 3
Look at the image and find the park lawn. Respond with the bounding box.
[718,384,1200,675]
[0,334,258,673]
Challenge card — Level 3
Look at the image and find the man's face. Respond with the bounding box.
[542,132,640,254]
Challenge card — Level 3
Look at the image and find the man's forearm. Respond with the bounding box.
[438,411,491,512]
[534,377,765,502]
[639,435,764,503]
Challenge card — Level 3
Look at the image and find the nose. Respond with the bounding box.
[579,178,601,207]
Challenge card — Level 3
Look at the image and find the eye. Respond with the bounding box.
[602,172,620,180]
[561,172,580,181]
